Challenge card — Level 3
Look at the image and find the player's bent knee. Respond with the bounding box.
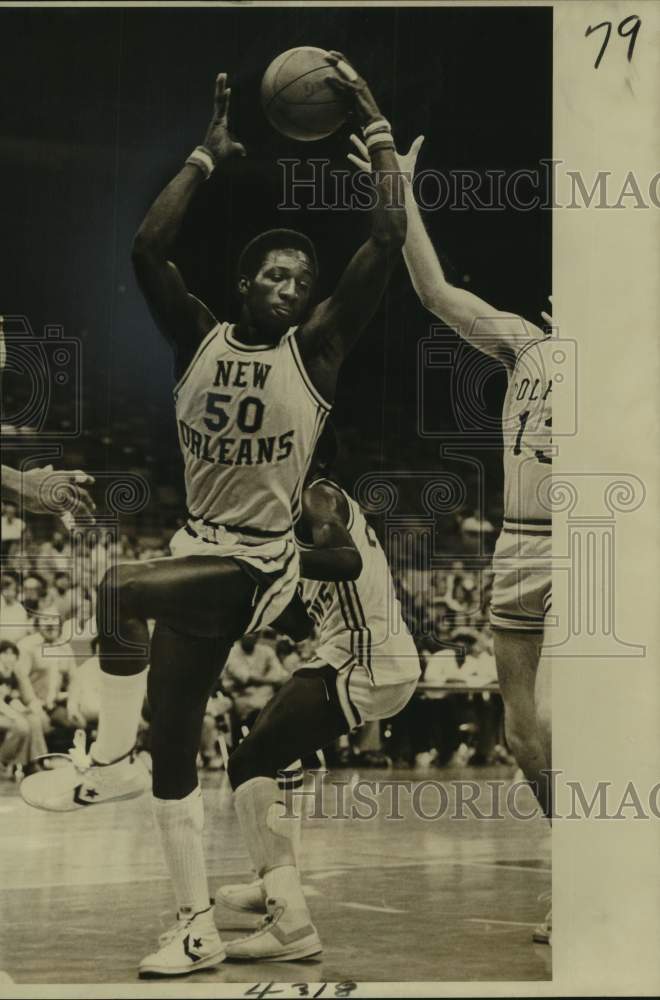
[227,736,272,790]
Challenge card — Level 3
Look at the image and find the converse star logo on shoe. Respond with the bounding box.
[72,784,97,806]
[183,934,202,963]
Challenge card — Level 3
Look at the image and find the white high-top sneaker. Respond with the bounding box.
[216,879,267,914]
[139,905,226,978]
[225,897,321,962]
[20,730,150,812]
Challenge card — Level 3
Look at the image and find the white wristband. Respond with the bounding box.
[186,146,216,179]
[363,118,391,139]
[365,132,395,152]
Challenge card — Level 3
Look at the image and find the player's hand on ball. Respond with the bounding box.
[203,73,246,163]
[348,132,425,181]
[323,51,381,126]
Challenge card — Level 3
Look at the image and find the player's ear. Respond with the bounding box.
[238,276,250,297]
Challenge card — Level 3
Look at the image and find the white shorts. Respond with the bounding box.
[169,519,300,636]
[490,523,551,633]
[302,657,418,731]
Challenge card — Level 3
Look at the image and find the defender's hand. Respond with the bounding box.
[541,296,554,326]
[22,466,96,520]
[348,132,425,181]
[203,73,246,162]
[324,51,382,126]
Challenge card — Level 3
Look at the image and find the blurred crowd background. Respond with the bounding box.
[1,490,511,784]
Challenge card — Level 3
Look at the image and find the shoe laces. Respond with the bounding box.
[67,729,92,772]
[259,898,282,930]
[158,911,195,947]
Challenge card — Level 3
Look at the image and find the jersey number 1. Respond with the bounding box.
[514,411,552,464]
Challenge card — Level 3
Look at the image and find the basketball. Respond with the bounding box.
[261,47,348,141]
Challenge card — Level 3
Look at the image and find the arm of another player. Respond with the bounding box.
[2,465,95,520]
[131,73,246,376]
[348,134,543,368]
[297,53,407,401]
[298,481,362,582]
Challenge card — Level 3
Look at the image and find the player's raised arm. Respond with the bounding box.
[348,134,543,368]
[298,481,362,582]
[131,73,246,377]
[297,54,406,402]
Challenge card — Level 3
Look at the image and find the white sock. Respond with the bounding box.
[234,777,308,917]
[277,762,304,869]
[152,786,211,917]
[92,667,148,764]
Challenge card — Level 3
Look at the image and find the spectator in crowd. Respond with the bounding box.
[0,640,30,778]
[66,637,101,731]
[20,574,47,619]
[201,685,233,771]
[459,509,495,554]
[1,500,25,556]
[46,572,76,623]
[38,529,71,573]
[15,612,76,758]
[222,633,289,741]
[0,573,31,643]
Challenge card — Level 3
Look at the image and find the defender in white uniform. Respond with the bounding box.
[370,130,553,943]
[22,63,408,975]
[298,477,420,729]
[218,432,421,960]
[491,335,552,633]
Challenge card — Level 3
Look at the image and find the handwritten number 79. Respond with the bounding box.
[586,15,641,69]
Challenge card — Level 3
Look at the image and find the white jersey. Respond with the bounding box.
[501,336,552,526]
[299,482,420,687]
[174,322,330,538]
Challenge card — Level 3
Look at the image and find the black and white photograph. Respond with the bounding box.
[0,1,658,996]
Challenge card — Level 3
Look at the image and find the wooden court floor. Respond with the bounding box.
[0,766,551,985]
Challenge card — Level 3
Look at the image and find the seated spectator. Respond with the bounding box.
[20,574,47,619]
[222,633,290,739]
[1,500,25,556]
[15,612,77,758]
[0,573,31,643]
[0,640,30,778]
[46,572,76,623]
[201,687,233,771]
[38,529,71,573]
[66,638,101,730]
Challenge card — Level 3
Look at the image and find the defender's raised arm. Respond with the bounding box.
[131,73,245,377]
[298,53,406,402]
[349,133,543,368]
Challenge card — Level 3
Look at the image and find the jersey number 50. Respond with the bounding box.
[203,392,265,434]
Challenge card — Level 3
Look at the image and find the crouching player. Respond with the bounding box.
[219,428,421,961]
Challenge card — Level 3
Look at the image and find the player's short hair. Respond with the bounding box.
[0,640,19,657]
[237,229,318,284]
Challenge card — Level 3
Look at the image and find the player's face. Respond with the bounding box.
[243,249,314,335]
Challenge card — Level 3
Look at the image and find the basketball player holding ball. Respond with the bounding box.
[21,53,407,976]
